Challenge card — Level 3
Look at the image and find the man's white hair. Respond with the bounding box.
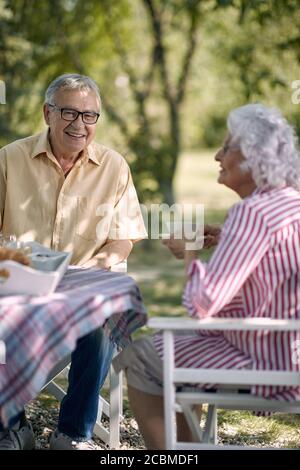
[227,103,300,190]
[45,73,101,111]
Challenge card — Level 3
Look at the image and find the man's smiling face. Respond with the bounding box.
[43,88,100,159]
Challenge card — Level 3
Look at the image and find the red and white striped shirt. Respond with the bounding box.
[154,186,300,400]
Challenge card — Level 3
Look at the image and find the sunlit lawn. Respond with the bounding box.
[127,149,300,448]
[174,149,239,209]
[38,149,300,448]
[129,149,236,332]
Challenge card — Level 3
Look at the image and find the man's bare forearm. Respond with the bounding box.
[83,240,133,269]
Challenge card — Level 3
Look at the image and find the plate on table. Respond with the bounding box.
[0,242,72,296]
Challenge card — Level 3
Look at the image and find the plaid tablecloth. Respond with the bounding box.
[0,267,147,426]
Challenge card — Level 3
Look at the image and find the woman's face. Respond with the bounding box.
[215,134,256,198]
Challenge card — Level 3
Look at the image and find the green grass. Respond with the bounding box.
[37,149,300,448]
[216,410,300,448]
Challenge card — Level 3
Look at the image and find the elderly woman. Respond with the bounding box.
[114,103,300,449]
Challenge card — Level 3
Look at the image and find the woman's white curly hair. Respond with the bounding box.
[227,103,300,190]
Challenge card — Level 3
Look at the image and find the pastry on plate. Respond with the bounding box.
[0,247,30,266]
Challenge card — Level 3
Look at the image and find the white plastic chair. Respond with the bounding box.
[148,316,300,450]
[43,261,127,448]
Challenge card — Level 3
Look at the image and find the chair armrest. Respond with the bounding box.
[148,316,300,332]
[149,317,300,387]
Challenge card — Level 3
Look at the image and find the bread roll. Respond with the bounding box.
[0,247,30,266]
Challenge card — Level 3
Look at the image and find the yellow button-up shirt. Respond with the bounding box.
[0,131,147,266]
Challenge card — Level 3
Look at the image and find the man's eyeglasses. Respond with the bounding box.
[47,103,100,125]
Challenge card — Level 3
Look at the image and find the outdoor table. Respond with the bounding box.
[0,267,147,427]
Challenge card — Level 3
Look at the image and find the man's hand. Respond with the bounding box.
[82,240,133,269]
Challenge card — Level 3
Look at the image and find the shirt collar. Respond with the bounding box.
[31,130,101,166]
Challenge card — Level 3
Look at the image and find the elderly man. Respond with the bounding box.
[0,74,147,450]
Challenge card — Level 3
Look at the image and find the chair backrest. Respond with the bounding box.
[148,317,300,450]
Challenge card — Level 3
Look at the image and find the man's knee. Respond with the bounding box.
[78,327,107,346]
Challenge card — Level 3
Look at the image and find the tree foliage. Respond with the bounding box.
[1,0,300,202]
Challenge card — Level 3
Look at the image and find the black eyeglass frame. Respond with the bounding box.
[47,103,100,124]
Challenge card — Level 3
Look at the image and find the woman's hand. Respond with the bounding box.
[162,236,197,278]
[162,236,185,259]
[203,224,222,248]
[163,224,222,255]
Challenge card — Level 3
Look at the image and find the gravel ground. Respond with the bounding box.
[25,398,300,450]
[25,399,145,450]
